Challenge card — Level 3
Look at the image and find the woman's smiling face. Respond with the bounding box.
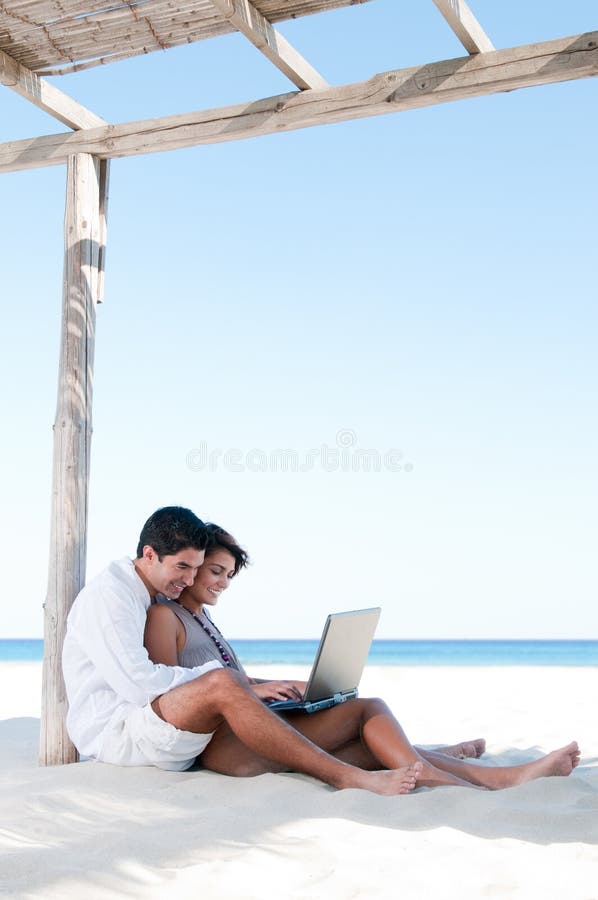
[183,549,236,611]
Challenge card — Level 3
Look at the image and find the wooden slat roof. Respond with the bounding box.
[0,0,366,75]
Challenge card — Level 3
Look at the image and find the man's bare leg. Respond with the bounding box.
[200,698,480,788]
[152,669,420,795]
[200,698,474,788]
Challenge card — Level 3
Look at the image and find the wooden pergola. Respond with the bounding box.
[1,0,596,766]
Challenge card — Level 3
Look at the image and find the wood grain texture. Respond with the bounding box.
[0,49,105,129]
[209,0,328,90]
[432,0,495,54]
[1,31,596,173]
[40,153,104,766]
[0,0,370,75]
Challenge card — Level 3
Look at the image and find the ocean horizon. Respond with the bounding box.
[2,638,597,666]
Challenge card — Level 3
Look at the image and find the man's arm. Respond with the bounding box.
[67,577,220,706]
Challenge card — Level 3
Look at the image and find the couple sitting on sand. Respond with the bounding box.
[62,506,580,795]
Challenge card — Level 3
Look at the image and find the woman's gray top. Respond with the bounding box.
[157,598,246,674]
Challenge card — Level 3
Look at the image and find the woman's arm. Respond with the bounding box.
[249,680,307,701]
[145,606,303,701]
[144,604,185,667]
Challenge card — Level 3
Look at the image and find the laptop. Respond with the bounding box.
[267,607,381,714]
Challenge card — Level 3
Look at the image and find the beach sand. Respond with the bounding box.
[1,662,597,899]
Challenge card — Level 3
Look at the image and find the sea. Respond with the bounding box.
[1,639,596,666]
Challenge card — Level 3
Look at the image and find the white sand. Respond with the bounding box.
[1,662,597,899]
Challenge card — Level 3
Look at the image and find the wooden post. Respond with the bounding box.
[40,154,108,766]
[97,159,110,305]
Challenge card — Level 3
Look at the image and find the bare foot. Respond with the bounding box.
[432,738,486,760]
[511,741,581,786]
[470,741,581,790]
[415,759,487,790]
[358,761,423,796]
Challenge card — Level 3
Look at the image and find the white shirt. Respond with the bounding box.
[62,557,221,759]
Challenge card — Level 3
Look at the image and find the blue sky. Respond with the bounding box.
[1,1,596,639]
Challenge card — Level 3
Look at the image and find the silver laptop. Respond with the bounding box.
[268,607,381,714]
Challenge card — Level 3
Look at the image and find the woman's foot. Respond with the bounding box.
[507,741,581,787]
[433,738,486,760]
[462,741,581,790]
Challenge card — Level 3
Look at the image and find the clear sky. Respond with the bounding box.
[1,1,596,640]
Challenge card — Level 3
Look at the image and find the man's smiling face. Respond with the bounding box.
[140,546,205,599]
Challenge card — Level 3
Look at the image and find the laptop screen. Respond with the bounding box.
[305,607,381,702]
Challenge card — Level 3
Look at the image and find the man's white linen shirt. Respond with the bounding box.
[62,557,221,759]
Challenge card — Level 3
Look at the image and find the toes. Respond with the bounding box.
[411,761,423,779]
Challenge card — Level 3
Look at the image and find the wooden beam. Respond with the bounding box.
[97,160,110,304]
[0,49,105,130]
[431,0,495,54]
[1,31,596,173]
[209,0,328,90]
[40,153,104,766]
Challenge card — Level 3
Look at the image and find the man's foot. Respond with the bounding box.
[433,738,486,760]
[356,761,423,796]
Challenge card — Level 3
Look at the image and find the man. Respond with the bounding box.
[62,506,420,795]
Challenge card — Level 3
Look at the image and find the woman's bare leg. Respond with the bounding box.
[334,738,486,768]
[354,701,579,788]
[288,701,477,787]
[429,739,486,759]
[418,745,581,789]
[282,699,580,790]
[183,678,578,792]
[200,720,421,792]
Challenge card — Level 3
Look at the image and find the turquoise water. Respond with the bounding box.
[2,638,597,666]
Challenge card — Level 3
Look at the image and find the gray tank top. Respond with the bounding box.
[157,598,245,674]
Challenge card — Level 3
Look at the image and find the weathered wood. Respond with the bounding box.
[209,0,328,90]
[0,31,596,174]
[0,0,369,75]
[97,160,110,304]
[0,49,106,129]
[432,0,495,54]
[40,154,104,767]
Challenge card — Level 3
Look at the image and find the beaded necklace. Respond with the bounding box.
[174,601,235,668]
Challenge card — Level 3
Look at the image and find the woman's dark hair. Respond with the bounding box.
[136,506,208,559]
[204,523,249,576]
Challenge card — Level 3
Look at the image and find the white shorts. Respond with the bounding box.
[97,702,213,771]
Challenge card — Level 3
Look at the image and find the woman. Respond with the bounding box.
[144,525,479,755]
[144,525,580,790]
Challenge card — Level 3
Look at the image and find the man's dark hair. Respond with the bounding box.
[136,506,208,559]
